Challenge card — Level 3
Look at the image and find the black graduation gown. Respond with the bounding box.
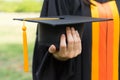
[32,0,120,80]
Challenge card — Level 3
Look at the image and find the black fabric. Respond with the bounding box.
[80,1,92,80]
[32,0,120,80]
[33,0,83,80]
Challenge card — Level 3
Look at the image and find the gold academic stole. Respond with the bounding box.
[90,0,120,80]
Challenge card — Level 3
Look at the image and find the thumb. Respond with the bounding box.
[48,44,56,54]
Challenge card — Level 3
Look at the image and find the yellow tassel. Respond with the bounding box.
[22,21,29,72]
[20,17,59,72]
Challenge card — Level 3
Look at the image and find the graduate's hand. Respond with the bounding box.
[48,27,82,61]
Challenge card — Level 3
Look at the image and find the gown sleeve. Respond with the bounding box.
[32,0,82,80]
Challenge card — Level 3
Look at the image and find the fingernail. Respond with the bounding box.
[61,34,65,37]
[49,45,56,53]
[51,46,55,51]
[71,27,75,30]
[76,30,78,33]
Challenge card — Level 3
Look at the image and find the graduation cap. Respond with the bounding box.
[13,15,112,72]
[14,15,112,26]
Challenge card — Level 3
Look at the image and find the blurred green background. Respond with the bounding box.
[0,0,43,80]
[0,0,43,12]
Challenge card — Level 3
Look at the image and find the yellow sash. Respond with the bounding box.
[90,0,119,80]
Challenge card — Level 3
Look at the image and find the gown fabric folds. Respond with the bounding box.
[32,0,120,80]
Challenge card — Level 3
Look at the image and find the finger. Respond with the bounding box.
[66,27,74,51]
[71,27,78,56]
[75,30,82,56]
[71,27,77,40]
[71,27,78,47]
[59,34,67,55]
[76,30,81,46]
[76,30,81,41]
[48,44,56,54]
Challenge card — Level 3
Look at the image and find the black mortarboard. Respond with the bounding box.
[14,15,112,26]
[14,16,112,71]
[14,15,112,47]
